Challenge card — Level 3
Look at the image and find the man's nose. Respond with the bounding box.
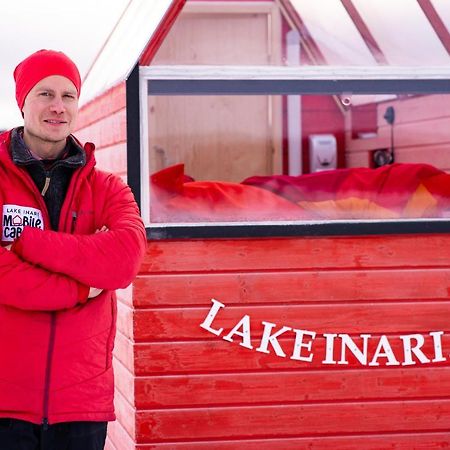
[49,96,66,113]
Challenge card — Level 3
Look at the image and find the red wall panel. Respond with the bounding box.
[127,235,450,448]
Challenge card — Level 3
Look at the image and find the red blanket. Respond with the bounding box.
[151,163,450,222]
[243,163,450,219]
[150,164,313,222]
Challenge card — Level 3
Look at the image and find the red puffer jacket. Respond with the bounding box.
[0,130,147,425]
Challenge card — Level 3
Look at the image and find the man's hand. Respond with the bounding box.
[4,245,11,250]
[86,228,109,299]
[88,287,103,299]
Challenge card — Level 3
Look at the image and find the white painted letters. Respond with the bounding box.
[339,334,370,365]
[200,300,448,367]
[199,298,225,336]
[369,335,400,366]
[256,322,291,357]
[223,315,253,349]
[291,329,316,362]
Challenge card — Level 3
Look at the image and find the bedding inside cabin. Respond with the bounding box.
[150,163,450,223]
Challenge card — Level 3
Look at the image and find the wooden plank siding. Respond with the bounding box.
[346,94,450,171]
[127,235,450,448]
[75,82,127,177]
[133,434,450,450]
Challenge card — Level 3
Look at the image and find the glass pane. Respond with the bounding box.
[81,0,174,103]
[153,0,450,68]
[432,0,450,33]
[147,92,450,224]
[289,0,376,65]
[152,2,284,66]
[352,0,449,65]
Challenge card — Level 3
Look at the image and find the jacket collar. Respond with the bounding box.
[10,127,86,170]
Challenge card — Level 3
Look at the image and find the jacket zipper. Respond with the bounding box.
[41,175,51,196]
[42,312,56,430]
[39,169,85,428]
[71,211,78,234]
[39,171,86,427]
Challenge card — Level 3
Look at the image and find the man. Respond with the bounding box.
[0,49,147,449]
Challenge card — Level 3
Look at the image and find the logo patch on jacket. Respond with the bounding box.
[2,204,44,241]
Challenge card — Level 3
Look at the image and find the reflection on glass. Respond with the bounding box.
[289,0,376,65]
[352,0,449,65]
[432,0,450,34]
[148,93,450,224]
[148,0,450,69]
[81,0,173,103]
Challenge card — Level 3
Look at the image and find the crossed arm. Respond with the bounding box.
[0,173,147,312]
[0,246,89,311]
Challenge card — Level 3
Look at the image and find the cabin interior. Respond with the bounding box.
[130,0,450,225]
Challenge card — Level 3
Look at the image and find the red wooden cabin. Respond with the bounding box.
[76,1,450,448]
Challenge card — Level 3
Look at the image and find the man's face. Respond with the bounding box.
[21,75,79,154]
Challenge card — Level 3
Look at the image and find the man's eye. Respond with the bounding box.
[40,92,50,97]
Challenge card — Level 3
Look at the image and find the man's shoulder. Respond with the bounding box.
[0,129,12,149]
[89,168,129,193]
[0,130,13,162]
[91,167,123,182]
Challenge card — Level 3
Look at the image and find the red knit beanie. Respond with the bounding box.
[14,49,81,111]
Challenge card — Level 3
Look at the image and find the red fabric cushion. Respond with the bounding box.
[150,164,313,222]
[151,163,450,222]
[243,163,450,218]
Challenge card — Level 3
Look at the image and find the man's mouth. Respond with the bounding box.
[44,119,67,124]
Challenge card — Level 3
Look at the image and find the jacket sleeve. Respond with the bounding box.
[12,173,147,290]
[0,247,89,311]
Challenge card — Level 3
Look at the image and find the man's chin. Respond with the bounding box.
[41,130,70,144]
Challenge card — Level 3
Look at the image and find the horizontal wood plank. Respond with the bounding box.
[77,82,126,131]
[377,119,450,149]
[133,268,450,306]
[390,144,450,170]
[114,331,134,372]
[134,302,450,340]
[107,412,135,450]
[113,357,135,406]
[135,432,450,449]
[134,336,450,374]
[346,137,384,153]
[135,399,450,442]
[136,432,450,450]
[346,152,369,167]
[376,95,450,126]
[114,387,136,440]
[103,437,117,450]
[117,301,133,340]
[94,143,127,174]
[74,108,126,150]
[135,366,450,408]
[142,236,450,273]
[116,285,133,307]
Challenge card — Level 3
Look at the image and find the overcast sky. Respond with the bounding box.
[0,0,130,130]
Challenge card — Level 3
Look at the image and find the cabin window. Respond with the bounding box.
[137,66,450,238]
[130,0,450,238]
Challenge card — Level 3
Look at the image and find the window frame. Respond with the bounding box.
[127,64,450,239]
